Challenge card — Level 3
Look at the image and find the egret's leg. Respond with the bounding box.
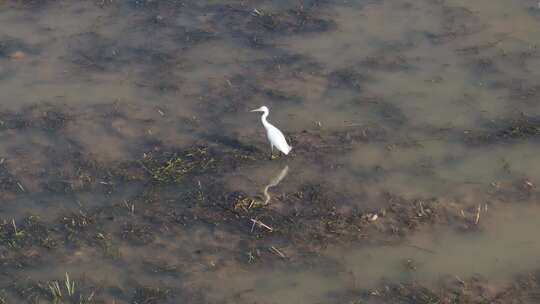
[269,144,274,160]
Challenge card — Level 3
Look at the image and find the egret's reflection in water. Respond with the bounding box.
[262,165,289,204]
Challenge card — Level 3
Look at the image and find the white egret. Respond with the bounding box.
[251,106,292,157]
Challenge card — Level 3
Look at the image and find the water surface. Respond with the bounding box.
[1,0,540,303]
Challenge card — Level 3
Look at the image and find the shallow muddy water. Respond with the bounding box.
[1,0,540,303]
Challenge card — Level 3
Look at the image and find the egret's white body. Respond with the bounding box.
[251,106,292,156]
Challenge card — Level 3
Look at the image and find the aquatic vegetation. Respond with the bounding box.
[141,146,216,183]
[133,285,172,304]
[48,273,75,301]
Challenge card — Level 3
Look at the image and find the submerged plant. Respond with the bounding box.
[142,146,216,183]
[48,281,62,301]
[47,272,76,302]
[11,218,24,237]
[65,273,75,297]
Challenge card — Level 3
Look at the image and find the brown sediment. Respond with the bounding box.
[1,0,540,303]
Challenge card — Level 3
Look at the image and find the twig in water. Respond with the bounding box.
[133,81,152,87]
[138,161,154,176]
[123,200,135,214]
[455,275,466,287]
[404,244,437,254]
[250,219,273,232]
[475,204,481,225]
[269,246,287,259]
[12,218,21,236]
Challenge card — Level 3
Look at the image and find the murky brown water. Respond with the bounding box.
[1,0,540,303]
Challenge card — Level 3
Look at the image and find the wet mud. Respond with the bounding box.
[1,0,540,303]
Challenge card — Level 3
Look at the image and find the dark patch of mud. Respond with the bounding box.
[426,5,484,45]
[173,28,217,47]
[0,103,70,132]
[333,271,540,304]
[464,115,540,145]
[0,162,23,196]
[328,68,370,91]
[249,7,335,35]
[360,54,418,72]
[257,52,323,74]
[6,0,57,10]
[67,32,179,74]
[509,81,540,102]
[0,37,34,59]
[206,3,336,49]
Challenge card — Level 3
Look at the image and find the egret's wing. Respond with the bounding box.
[266,124,291,154]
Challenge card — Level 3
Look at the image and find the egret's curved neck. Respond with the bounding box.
[261,109,270,127]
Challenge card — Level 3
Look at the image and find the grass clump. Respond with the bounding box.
[133,285,171,304]
[142,146,216,183]
[48,272,76,302]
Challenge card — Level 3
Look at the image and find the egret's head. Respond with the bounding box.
[250,106,269,113]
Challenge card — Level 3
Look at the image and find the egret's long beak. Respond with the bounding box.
[251,109,262,112]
